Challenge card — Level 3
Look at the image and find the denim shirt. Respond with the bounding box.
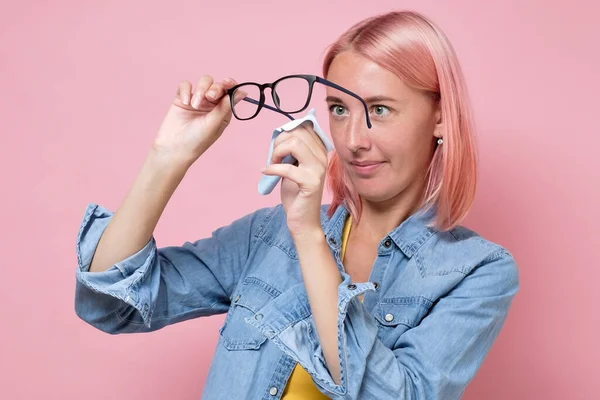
[74,201,519,400]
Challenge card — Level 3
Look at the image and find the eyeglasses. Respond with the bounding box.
[226,74,372,129]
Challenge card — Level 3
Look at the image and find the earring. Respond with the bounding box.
[437,138,444,145]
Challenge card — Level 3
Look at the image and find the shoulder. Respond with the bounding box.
[418,224,519,290]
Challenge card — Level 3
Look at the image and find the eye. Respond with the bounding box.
[372,105,390,117]
[328,105,347,117]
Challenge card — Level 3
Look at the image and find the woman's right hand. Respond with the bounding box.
[152,75,247,169]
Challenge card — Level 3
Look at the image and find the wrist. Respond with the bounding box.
[147,145,193,177]
[291,225,326,244]
[142,148,190,190]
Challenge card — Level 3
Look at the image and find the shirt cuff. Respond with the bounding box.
[75,203,156,327]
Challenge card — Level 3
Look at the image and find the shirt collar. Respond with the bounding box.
[322,200,437,258]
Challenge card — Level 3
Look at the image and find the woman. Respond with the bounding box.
[75,10,519,399]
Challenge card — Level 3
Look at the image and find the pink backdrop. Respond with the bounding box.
[1,1,598,399]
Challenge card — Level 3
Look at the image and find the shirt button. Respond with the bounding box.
[143,303,149,312]
[373,282,380,289]
[385,313,394,322]
[383,239,392,248]
[269,386,278,396]
[328,237,337,245]
[255,313,264,321]
[347,284,357,290]
[234,295,241,303]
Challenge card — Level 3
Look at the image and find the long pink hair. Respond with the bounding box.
[323,10,477,231]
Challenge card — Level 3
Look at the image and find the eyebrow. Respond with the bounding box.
[325,95,398,104]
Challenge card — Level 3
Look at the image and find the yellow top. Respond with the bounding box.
[281,214,354,399]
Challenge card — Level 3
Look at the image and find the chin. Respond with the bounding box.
[353,181,403,203]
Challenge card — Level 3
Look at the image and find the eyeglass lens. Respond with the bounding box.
[233,77,312,119]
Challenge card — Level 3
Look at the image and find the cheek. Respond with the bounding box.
[330,130,342,148]
[378,126,418,159]
[384,127,435,171]
[330,129,358,159]
[328,121,346,147]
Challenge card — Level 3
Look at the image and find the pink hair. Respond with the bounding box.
[323,10,478,231]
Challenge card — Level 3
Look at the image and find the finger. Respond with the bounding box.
[191,75,214,109]
[205,92,234,127]
[271,135,323,171]
[205,78,238,104]
[222,79,250,106]
[232,89,248,106]
[276,126,327,165]
[274,129,328,166]
[294,124,329,164]
[203,83,224,105]
[207,86,248,129]
[261,163,322,191]
[176,80,193,106]
[221,77,238,90]
[261,162,301,183]
[204,88,246,128]
[198,78,244,110]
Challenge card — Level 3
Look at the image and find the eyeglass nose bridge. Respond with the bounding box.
[256,82,282,110]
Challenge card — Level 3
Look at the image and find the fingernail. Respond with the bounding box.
[182,94,189,105]
[191,93,200,109]
[234,91,247,104]
[206,90,216,99]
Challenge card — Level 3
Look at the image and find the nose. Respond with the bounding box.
[346,113,371,154]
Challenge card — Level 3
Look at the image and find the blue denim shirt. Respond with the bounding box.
[74,201,519,399]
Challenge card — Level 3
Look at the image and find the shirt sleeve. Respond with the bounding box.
[74,203,275,334]
[245,248,519,399]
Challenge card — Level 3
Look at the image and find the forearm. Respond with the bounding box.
[88,149,189,272]
[293,228,344,384]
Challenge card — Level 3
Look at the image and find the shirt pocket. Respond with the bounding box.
[373,296,432,347]
[219,277,280,351]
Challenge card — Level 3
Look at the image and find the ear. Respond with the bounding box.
[433,102,443,139]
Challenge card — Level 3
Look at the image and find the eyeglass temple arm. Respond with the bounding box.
[315,77,372,129]
[241,97,295,121]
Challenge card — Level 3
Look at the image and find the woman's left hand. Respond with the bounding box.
[261,123,329,237]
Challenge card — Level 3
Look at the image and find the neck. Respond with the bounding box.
[352,178,425,242]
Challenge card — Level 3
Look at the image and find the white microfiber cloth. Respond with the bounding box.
[258,108,334,195]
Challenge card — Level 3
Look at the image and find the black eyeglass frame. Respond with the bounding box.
[225,74,372,129]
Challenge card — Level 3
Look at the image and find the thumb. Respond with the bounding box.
[204,94,233,132]
[205,90,246,132]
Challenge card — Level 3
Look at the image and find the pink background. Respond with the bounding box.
[1,1,598,398]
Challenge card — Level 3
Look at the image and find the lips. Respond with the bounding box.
[351,161,383,166]
[350,161,385,175]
